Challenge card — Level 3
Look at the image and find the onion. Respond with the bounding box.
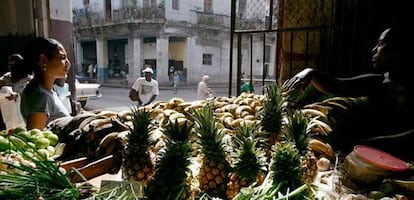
[317,157,331,171]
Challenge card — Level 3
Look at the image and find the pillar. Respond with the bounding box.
[96,37,108,82]
[156,36,169,85]
[127,36,142,84]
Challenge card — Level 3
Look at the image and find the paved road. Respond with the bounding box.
[83,84,240,112]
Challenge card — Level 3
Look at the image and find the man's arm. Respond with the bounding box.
[144,95,157,106]
[284,68,384,96]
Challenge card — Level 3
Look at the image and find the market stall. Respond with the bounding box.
[1,84,413,199]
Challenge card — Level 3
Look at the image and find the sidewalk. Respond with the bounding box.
[101,79,232,90]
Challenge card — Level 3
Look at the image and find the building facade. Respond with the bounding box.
[0,0,76,93]
[72,0,277,86]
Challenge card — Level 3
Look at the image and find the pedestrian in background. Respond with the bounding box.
[87,63,94,78]
[169,66,175,86]
[197,75,213,100]
[129,67,159,106]
[53,76,74,115]
[241,80,255,93]
[0,54,31,129]
[173,71,180,94]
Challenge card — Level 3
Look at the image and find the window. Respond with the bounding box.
[204,0,212,13]
[202,53,212,65]
[172,0,179,10]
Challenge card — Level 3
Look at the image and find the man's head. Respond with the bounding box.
[142,67,153,81]
[202,75,209,83]
[7,54,24,71]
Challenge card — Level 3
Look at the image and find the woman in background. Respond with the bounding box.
[197,75,213,100]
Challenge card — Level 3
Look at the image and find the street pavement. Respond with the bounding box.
[83,83,248,112]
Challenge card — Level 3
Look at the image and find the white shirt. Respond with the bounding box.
[131,77,159,105]
[53,83,72,113]
[197,81,211,100]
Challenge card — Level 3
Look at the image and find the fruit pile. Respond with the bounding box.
[0,127,60,159]
[0,83,413,200]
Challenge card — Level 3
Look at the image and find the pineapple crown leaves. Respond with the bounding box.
[232,123,267,179]
[260,83,286,134]
[270,141,304,192]
[146,120,194,200]
[283,109,311,156]
[127,106,155,150]
[162,118,194,144]
[146,142,192,199]
[232,139,267,180]
[192,106,227,161]
[152,138,192,179]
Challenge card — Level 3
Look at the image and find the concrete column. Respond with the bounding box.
[76,41,83,74]
[156,36,169,85]
[186,37,196,83]
[127,36,142,83]
[96,37,108,82]
[220,37,230,81]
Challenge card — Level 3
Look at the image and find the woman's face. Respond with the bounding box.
[45,44,70,78]
[371,28,394,73]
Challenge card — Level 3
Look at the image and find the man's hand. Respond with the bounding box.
[282,68,314,91]
[5,92,18,101]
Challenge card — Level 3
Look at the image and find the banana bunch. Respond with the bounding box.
[308,138,335,160]
[300,96,368,136]
[46,112,129,161]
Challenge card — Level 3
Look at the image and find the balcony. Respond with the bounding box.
[73,6,165,28]
[194,11,230,28]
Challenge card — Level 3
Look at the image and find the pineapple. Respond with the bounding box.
[226,122,267,200]
[193,105,230,199]
[283,109,317,183]
[145,118,194,200]
[283,110,310,156]
[260,83,286,156]
[121,106,155,185]
[270,142,304,198]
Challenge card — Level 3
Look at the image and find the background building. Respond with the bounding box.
[0,0,76,93]
[72,0,277,86]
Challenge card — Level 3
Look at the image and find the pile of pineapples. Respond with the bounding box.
[116,83,345,200]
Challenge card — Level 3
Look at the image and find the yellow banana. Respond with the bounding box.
[323,101,348,110]
[303,103,331,116]
[235,105,253,117]
[163,109,177,117]
[104,139,119,156]
[301,108,328,120]
[308,139,335,159]
[97,110,118,118]
[169,112,186,121]
[308,118,332,135]
[99,132,119,148]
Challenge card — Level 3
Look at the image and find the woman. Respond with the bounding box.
[197,75,213,100]
[20,37,71,130]
[283,27,414,161]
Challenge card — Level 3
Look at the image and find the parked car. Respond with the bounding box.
[75,78,102,107]
[76,74,97,83]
